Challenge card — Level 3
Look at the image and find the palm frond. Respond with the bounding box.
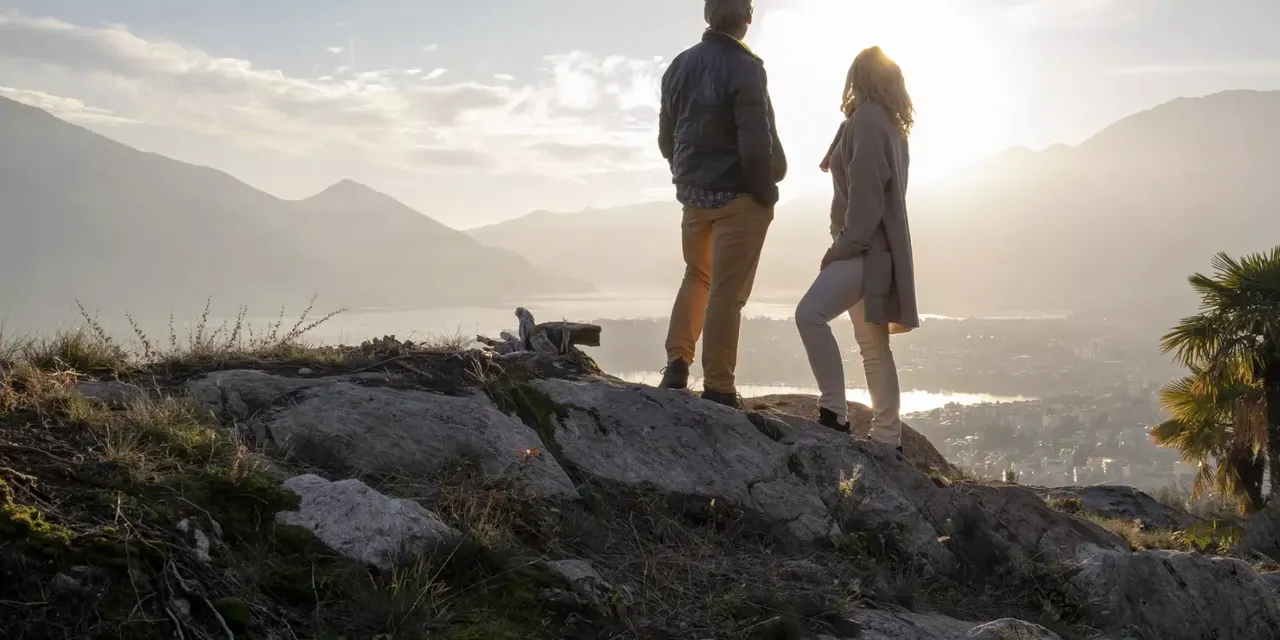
[1190,461,1218,502]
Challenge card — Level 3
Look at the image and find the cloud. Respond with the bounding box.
[527,141,646,165]
[1008,0,1137,29]
[544,51,663,112]
[1108,61,1280,76]
[422,44,438,52]
[0,12,665,176]
[0,86,139,125]
[493,73,514,81]
[325,46,345,54]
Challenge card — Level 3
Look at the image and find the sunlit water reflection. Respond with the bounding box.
[617,371,1032,415]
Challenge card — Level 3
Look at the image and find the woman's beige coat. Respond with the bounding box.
[827,102,919,334]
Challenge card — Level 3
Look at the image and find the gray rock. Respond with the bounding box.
[965,619,1062,639]
[74,380,145,408]
[185,369,318,421]
[535,377,958,566]
[852,610,1062,640]
[1066,549,1280,640]
[276,474,460,569]
[852,610,987,639]
[949,484,1129,569]
[175,517,213,563]
[539,559,616,608]
[254,381,575,498]
[1241,499,1280,562]
[750,393,957,476]
[1031,485,1199,531]
[533,377,838,542]
[779,414,958,570]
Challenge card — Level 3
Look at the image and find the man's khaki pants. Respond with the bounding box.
[664,195,773,393]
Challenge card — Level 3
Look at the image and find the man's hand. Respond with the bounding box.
[819,154,831,173]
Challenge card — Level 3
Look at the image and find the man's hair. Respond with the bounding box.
[704,0,753,32]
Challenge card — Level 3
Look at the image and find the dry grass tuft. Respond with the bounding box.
[128,295,349,367]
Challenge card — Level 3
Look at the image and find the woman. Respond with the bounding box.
[795,46,918,450]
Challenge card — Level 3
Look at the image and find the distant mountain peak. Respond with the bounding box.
[309,179,383,202]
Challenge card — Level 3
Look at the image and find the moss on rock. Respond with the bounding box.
[0,479,73,552]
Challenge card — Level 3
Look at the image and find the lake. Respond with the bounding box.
[255,292,1069,346]
[177,294,1037,412]
[254,291,801,345]
[616,371,1031,415]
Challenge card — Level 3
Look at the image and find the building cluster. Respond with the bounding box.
[908,384,1194,492]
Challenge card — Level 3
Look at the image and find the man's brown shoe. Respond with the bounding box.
[700,389,741,409]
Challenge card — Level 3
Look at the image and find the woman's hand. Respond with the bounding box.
[820,246,837,271]
[819,154,831,173]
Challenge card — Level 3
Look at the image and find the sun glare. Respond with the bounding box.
[752,0,1016,197]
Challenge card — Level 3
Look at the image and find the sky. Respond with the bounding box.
[1,0,1279,228]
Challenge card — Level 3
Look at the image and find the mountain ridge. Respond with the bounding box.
[0,96,592,327]
[469,89,1280,319]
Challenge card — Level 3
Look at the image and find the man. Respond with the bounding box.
[657,0,786,409]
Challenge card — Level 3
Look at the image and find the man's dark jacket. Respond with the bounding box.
[659,31,787,206]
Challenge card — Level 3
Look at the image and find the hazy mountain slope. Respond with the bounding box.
[468,201,685,291]
[470,90,1280,320]
[287,180,593,305]
[467,198,831,296]
[914,89,1280,319]
[0,97,589,325]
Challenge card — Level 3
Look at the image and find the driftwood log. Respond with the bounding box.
[478,308,602,356]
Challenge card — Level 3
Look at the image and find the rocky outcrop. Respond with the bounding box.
[275,474,461,569]
[536,559,618,611]
[1240,499,1280,563]
[952,484,1129,565]
[1065,549,1280,639]
[186,369,320,421]
[174,368,1280,640]
[853,611,1062,640]
[749,393,956,477]
[193,371,577,499]
[75,379,146,408]
[1031,485,1200,530]
[533,378,841,543]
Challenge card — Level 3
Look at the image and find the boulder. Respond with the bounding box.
[185,369,320,421]
[1240,499,1280,563]
[533,377,956,568]
[852,610,1060,640]
[1066,549,1280,640]
[252,380,576,499]
[747,393,956,477]
[74,379,146,408]
[1031,485,1200,531]
[964,619,1062,639]
[537,559,617,610]
[532,377,835,542]
[775,412,957,571]
[950,484,1129,566]
[276,474,460,569]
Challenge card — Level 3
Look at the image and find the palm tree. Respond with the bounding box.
[1151,367,1266,513]
[1160,248,1280,500]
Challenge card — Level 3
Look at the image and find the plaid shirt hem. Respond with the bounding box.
[675,184,746,210]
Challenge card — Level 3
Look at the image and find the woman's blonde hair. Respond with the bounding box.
[840,46,914,136]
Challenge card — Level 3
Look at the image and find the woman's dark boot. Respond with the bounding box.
[818,408,850,433]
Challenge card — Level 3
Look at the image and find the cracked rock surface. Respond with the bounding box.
[190,369,1280,640]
